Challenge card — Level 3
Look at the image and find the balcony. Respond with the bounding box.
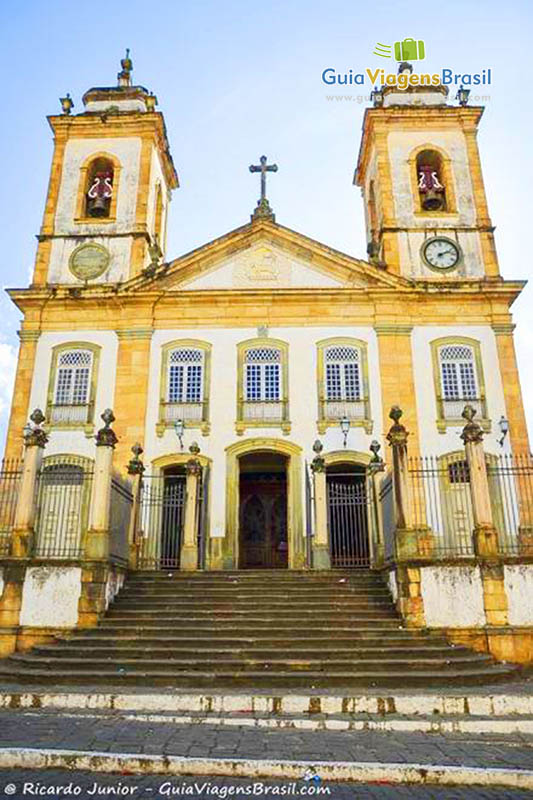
[163,402,205,424]
[324,399,366,421]
[49,404,90,425]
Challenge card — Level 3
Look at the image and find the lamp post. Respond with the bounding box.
[498,415,510,447]
[456,86,470,106]
[174,418,185,450]
[340,416,350,448]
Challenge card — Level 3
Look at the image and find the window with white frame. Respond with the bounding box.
[245,348,281,402]
[325,346,361,401]
[54,350,92,407]
[168,349,204,404]
[439,345,478,400]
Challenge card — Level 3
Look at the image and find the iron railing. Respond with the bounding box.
[34,457,93,559]
[49,404,90,425]
[487,453,533,555]
[241,399,286,423]
[109,474,133,566]
[163,401,206,424]
[326,474,372,568]
[0,459,22,556]
[138,474,186,570]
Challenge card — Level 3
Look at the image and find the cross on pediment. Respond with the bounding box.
[249,155,278,222]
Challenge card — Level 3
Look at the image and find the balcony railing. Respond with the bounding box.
[50,404,90,425]
[323,399,366,420]
[242,400,285,423]
[439,397,483,420]
[163,402,205,424]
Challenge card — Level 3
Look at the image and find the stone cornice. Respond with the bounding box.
[115,328,153,340]
[374,324,413,336]
[18,330,41,342]
[492,323,516,335]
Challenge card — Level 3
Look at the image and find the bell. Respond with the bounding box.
[421,189,444,211]
[88,195,108,217]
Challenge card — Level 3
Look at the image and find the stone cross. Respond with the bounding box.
[249,155,278,203]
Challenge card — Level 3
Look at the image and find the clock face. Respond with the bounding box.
[69,243,110,281]
[422,238,461,271]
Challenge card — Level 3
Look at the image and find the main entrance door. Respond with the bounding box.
[326,464,370,568]
[239,452,288,569]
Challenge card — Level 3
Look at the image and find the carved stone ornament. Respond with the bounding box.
[186,458,202,478]
[127,442,145,476]
[95,408,118,448]
[24,408,48,448]
[386,405,409,448]
[189,442,201,456]
[311,454,326,473]
[460,404,484,444]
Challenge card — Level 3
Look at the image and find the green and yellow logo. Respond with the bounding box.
[373,38,426,61]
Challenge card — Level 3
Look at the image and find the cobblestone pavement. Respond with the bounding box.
[0,770,532,800]
[0,711,532,771]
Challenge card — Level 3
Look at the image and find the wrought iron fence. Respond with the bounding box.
[487,453,533,555]
[138,473,186,570]
[0,459,22,556]
[326,474,372,568]
[109,474,133,566]
[34,457,93,559]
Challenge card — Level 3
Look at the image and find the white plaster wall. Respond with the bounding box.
[411,325,507,457]
[27,331,118,459]
[47,235,133,285]
[0,568,4,600]
[386,129,484,278]
[386,569,398,604]
[105,570,126,609]
[144,326,383,541]
[20,567,82,628]
[55,137,141,234]
[420,565,486,627]
[504,565,533,625]
[146,147,169,257]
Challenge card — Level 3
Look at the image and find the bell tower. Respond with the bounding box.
[33,52,179,287]
[354,65,499,280]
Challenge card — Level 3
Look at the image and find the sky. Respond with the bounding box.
[0,0,532,451]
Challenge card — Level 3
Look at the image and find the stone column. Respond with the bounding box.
[180,443,202,572]
[460,405,509,627]
[85,410,118,561]
[310,441,331,570]
[126,443,145,570]
[461,405,498,557]
[12,409,48,558]
[368,440,385,568]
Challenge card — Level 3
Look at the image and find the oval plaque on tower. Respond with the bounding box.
[69,243,110,280]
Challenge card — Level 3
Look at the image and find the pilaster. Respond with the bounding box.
[4,331,41,462]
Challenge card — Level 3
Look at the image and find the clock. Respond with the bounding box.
[69,243,110,281]
[422,237,461,271]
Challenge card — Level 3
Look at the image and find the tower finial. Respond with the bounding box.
[118,49,133,87]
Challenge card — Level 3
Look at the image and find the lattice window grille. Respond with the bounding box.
[245,348,281,364]
[167,349,204,404]
[54,350,92,406]
[439,345,478,400]
[325,347,361,401]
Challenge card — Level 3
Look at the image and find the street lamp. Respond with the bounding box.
[340,416,350,448]
[456,86,470,106]
[498,415,510,447]
[174,418,185,450]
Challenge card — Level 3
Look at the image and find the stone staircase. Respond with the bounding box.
[0,570,519,688]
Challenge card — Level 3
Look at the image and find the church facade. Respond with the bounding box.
[3,54,530,578]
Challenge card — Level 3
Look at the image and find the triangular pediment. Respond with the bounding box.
[128,219,406,293]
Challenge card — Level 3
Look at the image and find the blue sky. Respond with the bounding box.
[0,0,532,450]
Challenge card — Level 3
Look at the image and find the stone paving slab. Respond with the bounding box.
[0,710,532,771]
[0,770,532,800]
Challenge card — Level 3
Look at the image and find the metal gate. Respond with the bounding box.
[327,473,371,568]
[138,474,186,570]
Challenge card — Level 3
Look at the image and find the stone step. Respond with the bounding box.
[0,664,515,688]
[63,632,444,647]
[103,610,399,621]
[30,644,490,661]
[113,598,394,609]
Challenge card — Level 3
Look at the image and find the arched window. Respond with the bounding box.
[416,149,447,211]
[158,341,211,436]
[236,339,290,434]
[84,157,115,218]
[317,339,372,434]
[46,344,100,428]
[431,338,488,431]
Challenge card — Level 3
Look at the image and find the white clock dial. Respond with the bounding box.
[423,238,460,270]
